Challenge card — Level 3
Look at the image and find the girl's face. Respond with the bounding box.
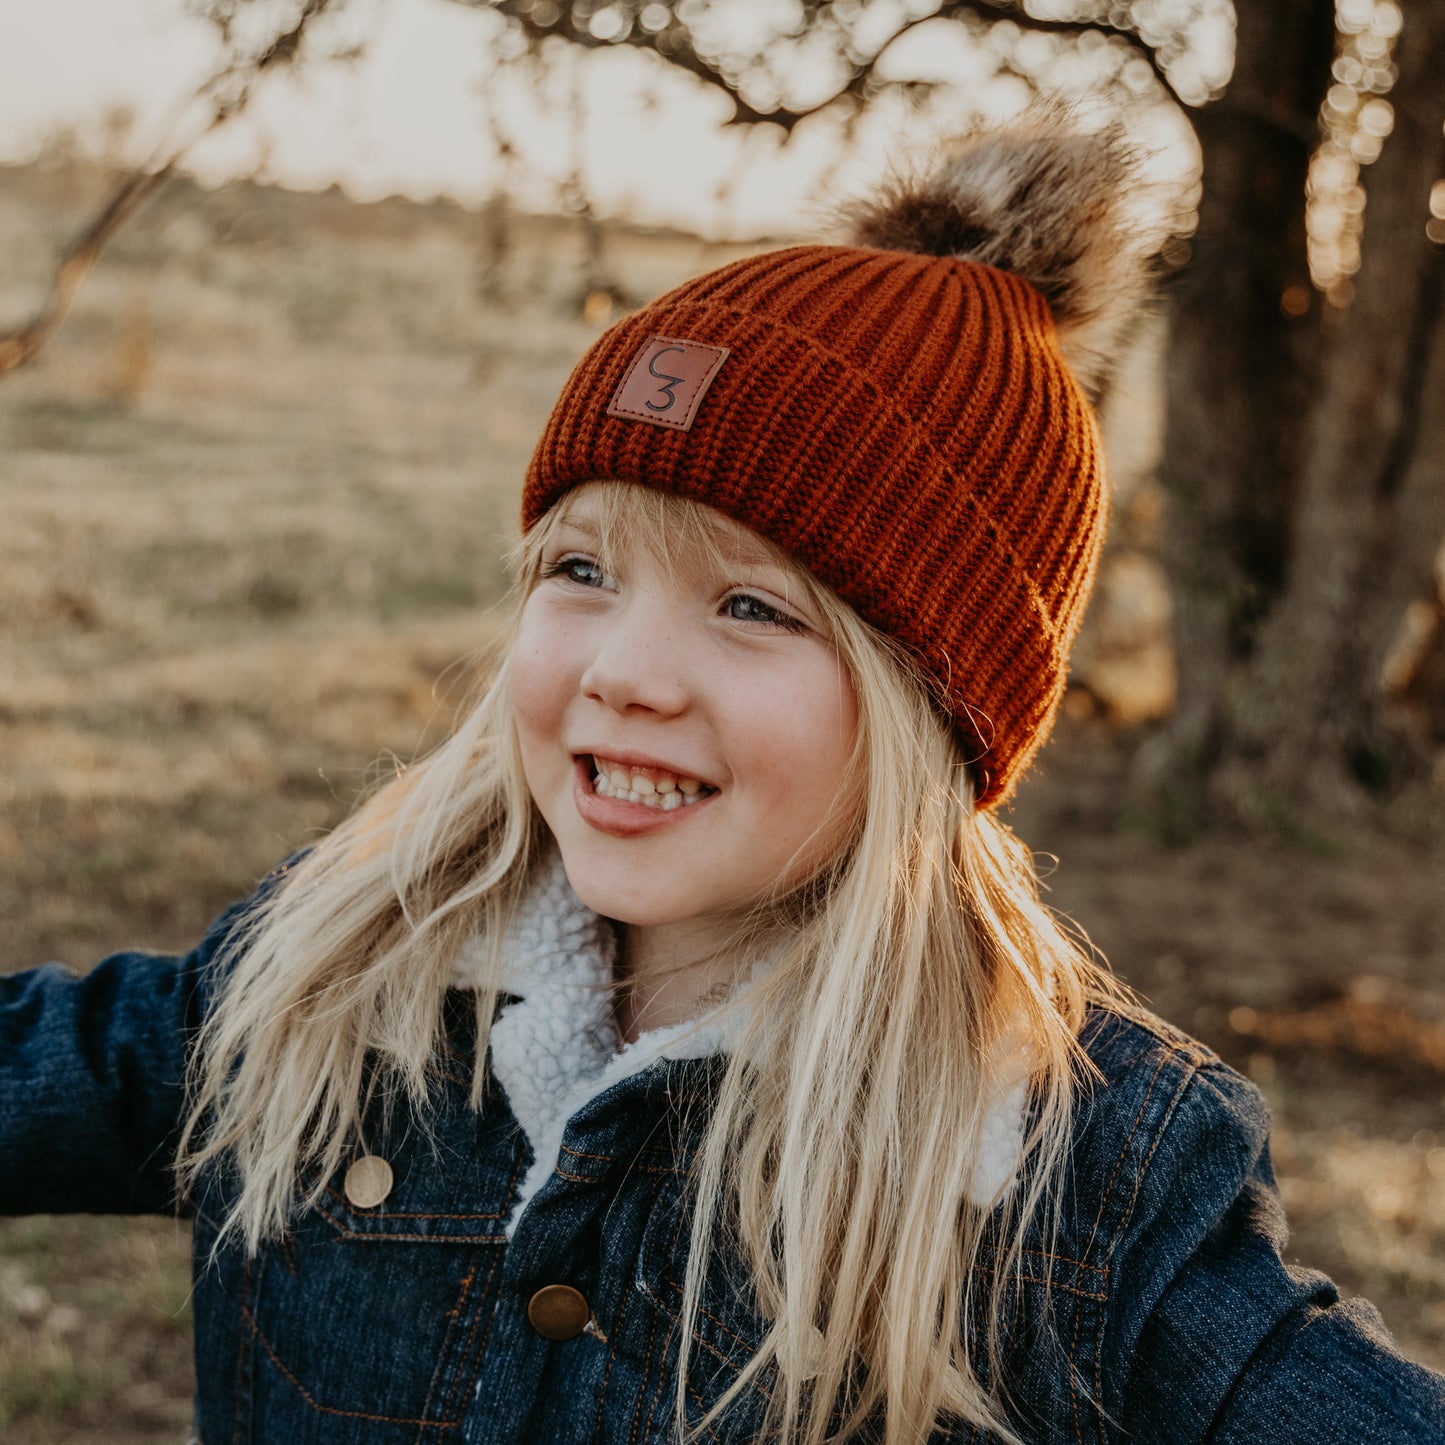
[510,484,861,948]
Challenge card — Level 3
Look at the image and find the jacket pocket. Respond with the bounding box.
[236,1101,522,1443]
[626,1174,779,1444]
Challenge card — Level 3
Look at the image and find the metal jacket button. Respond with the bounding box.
[343,1155,393,1209]
[527,1285,590,1341]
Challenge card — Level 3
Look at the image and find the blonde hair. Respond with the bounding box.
[178,482,1113,1445]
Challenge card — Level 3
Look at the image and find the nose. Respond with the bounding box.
[579,597,691,718]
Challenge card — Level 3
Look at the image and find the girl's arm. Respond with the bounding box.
[1111,1058,1445,1443]
[0,878,275,1217]
[0,949,210,1214]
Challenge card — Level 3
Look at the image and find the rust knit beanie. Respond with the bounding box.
[523,120,1152,809]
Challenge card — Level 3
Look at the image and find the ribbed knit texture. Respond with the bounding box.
[524,244,1106,809]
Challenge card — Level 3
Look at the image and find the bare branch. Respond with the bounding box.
[933,2,1186,109]
[481,1,836,129]
[477,0,1183,135]
[0,0,344,382]
[0,165,174,375]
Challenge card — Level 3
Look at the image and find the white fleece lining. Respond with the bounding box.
[452,849,1025,1237]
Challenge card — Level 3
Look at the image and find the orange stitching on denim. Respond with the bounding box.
[695,1296,750,1350]
[1114,1065,1194,1262]
[1019,1248,1108,1275]
[241,1302,460,1428]
[642,1309,682,1440]
[423,1256,481,1429]
[653,1273,777,1405]
[1083,1046,1182,1259]
[470,1246,507,1359]
[448,1261,479,1322]
[683,1378,725,1443]
[1094,1059,1199,1442]
[667,1192,690,1251]
[1068,1299,1091,1445]
[629,1308,661,1445]
[642,1182,779,1414]
[457,1148,523,1357]
[441,1246,504,1424]
[554,1166,596,1183]
[644,1180,700,1433]
[683,1313,764,1383]
[439,1250,499,1423]
[1069,1046,1190,1445]
[976,1252,1110,1281]
[684,1290,761,1360]
[971,1266,1108,1301]
[686,1321,775,1405]
[437,1146,521,1424]
[1069,1045,1176,1445]
[321,1183,514,1221]
[333,1229,509,1245]
[646,1186,778,1398]
[1019,1276,1107,1301]
[559,1142,621,1163]
[590,1253,632,1445]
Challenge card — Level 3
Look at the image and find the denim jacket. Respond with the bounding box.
[3,861,1443,1445]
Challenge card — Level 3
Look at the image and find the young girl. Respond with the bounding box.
[3,119,1441,1445]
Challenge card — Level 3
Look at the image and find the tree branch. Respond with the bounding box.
[480,1,834,129]
[0,0,344,382]
[0,165,174,376]
[934,2,1186,109]
[479,0,1182,135]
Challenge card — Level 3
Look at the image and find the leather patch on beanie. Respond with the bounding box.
[606,336,730,432]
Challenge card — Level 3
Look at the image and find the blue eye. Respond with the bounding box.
[724,593,806,633]
[544,555,606,588]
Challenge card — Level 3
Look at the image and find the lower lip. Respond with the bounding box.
[571,757,717,838]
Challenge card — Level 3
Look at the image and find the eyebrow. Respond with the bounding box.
[554,513,600,537]
[719,532,787,568]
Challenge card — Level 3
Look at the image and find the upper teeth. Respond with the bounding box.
[591,756,711,810]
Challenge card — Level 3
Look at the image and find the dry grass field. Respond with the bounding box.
[1,157,1442,1443]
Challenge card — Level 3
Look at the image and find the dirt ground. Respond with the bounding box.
[1,158,1442,1443]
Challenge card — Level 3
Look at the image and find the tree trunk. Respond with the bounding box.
[1142,0,1334,819]
[1229,1,1445,804]
[1141,0,1445,826]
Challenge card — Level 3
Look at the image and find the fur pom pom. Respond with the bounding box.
[848,112,1157,403]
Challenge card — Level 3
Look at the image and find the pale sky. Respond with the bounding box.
[0,0,1202,238]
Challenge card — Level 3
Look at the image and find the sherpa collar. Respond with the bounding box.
[452,849,1026,1237]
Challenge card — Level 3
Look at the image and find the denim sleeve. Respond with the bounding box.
[0,891,261,1217]
[1117,1065,1445,1444]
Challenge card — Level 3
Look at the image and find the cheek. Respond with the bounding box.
[800,657,859,768]
[746,657,859,810]
[745,669,861,890]
[508,605,576,754]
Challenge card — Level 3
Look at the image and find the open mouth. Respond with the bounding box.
[584,754,719,812]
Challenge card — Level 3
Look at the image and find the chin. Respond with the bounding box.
[569,883,685,929]
[556,860,715,931]
[555,857,655,921]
